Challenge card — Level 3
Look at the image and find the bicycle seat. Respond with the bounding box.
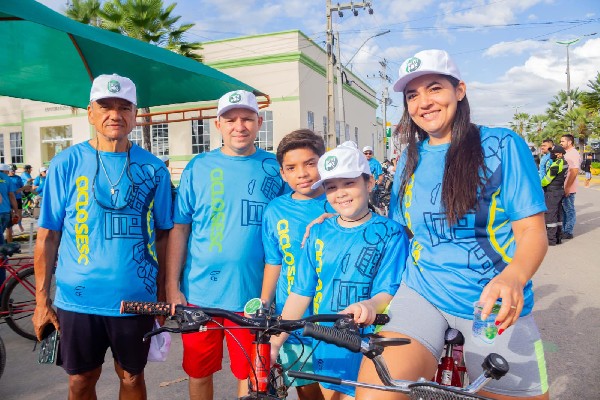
[0,243,21,257]
[444,328,465,346]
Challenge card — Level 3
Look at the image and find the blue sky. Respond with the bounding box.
[40,0,600,128]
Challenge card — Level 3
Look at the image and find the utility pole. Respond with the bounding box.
[335,31,346,140]
[325,0,373,149]
[379,60,391,159]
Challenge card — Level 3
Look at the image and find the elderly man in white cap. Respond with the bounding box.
[362,145,384,206]
[33,73,173,400]
[166,90,285,398]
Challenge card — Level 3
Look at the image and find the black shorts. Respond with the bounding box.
[16,198,23,209]
[56,308,154,375]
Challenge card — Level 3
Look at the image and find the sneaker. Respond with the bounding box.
[562,233,574,240]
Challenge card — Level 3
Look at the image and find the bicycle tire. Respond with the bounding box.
[0,267,54,341]
[0,334,5,380]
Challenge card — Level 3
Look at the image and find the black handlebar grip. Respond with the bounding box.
[288,371,342,385]
[120,301,173,316]
[373,314,390,325]
[303,322,362,353]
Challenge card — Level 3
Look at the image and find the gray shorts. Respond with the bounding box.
[384,284,549,397]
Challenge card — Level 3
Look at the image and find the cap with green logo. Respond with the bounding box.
[90,73,137,105]
[217,90,259,117]
[312,141,371,189]
[392,49,461,93]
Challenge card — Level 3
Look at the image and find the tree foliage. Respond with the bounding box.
[512,73,600,149]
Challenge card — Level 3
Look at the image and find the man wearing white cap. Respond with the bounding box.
[33,73,173,399]
[0,163,17,283]
[166,90,285,398]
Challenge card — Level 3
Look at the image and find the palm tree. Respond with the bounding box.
[581,73,600,112]
[510,112,531,141]
[66,0,102,26]
[528,114,548,146]
[66,0,203,151]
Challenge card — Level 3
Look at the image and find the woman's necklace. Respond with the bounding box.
[338,210,371,223]
[97,139,130,195]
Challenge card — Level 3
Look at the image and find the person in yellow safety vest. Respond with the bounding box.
[541,145,567,246]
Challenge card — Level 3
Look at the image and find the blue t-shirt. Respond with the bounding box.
[20,172,33,186]
[33,175,46,196]
[39,142,173,316]
[368,158,383,191]
[174,148,285,311]
[9,175,23,200]
[538,152,552,180]
[293,214,408,395]
[389,126,546,319]
[0,172,16,214]
[262,192,333,344]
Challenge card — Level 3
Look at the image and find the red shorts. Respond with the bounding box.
[181,310,254,379]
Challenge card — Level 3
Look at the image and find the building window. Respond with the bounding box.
[192,119,211,154]
[255,111,273,151]
[345,124,350,141]
[355,127,359,144]
[151,124,169,156]
[308,111,315,131]
[40,125,72,163]
[130,126,143,147]
[323,116,328,141]
[10,132,23,164]
[0,134,4,163]
[335,121,341,146]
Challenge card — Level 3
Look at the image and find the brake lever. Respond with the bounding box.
[142,318,182,341]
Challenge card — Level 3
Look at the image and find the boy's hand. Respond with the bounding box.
[301,213,336,247]
[341,301,377,325]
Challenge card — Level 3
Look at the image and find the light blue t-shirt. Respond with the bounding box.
[389,126,546,319]
[39,142,173,316]
[0,172,16,214]
[33,175,46,196]
[20,172,33,186]
[262,192,333,344]
[368,158,383,180]
[293,214,408,396]
[538,152,552,180]
[174,148,285,311]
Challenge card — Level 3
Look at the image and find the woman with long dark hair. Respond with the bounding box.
[357,50,549,400]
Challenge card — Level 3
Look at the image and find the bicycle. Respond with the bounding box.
[0,243,52,340]
[287,331,509,400]
[434,328,468,388]
[21,192,37,219]
[0,331,5,380]
[120,300,391,399]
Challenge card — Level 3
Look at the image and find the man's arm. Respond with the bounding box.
[155,228,170,302]
[9,192,17,212]
[260,263,282,307]
[564,166,579,195]
[32,228,61,340]
[165,223,191,305]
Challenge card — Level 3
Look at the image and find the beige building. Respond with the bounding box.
[0,30,382,180]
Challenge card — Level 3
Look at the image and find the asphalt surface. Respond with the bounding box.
[0,177,598,399]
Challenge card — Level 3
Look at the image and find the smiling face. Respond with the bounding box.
[215,108,263,156]
[323,176,374,221]
[87,98,137,145]
[404,74,466,145]
[280,147,324,200]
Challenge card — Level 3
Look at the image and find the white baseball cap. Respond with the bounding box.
[312,141,371,189]
[362,146,373,153]
[0,164,10,172]
[90,73,137,105]
[392,49,461,93]
[217,90,259,117]
[39,166,48,173]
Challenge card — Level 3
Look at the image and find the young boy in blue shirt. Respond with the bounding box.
[261,129,330,399]
[271,141,408,399]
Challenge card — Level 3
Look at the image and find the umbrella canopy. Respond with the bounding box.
[0,0,257,109]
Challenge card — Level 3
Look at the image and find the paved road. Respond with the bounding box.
[1,178,598,399]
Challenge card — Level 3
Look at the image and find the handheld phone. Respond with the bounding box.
[38,324,60,364]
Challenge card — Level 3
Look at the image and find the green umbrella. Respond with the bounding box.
[0,0,258,108]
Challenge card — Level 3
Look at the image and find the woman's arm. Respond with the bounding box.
[478,212,547,332]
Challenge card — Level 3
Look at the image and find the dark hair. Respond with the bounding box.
[561,134,575,145]
[10,164,17,171]
[24,164,32,170]
[276,129,326,166]
[395,75,486,226]
[542,138,554,145]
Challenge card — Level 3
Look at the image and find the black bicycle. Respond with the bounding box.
[120,300,389,399]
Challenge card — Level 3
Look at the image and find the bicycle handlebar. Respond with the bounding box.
[120,300,389,352]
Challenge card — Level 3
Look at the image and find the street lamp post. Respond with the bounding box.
[344,29,390,69]
[556,33,597,112]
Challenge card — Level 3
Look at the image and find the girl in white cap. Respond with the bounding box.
[271,141,408,399]
[357,50,549,400]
